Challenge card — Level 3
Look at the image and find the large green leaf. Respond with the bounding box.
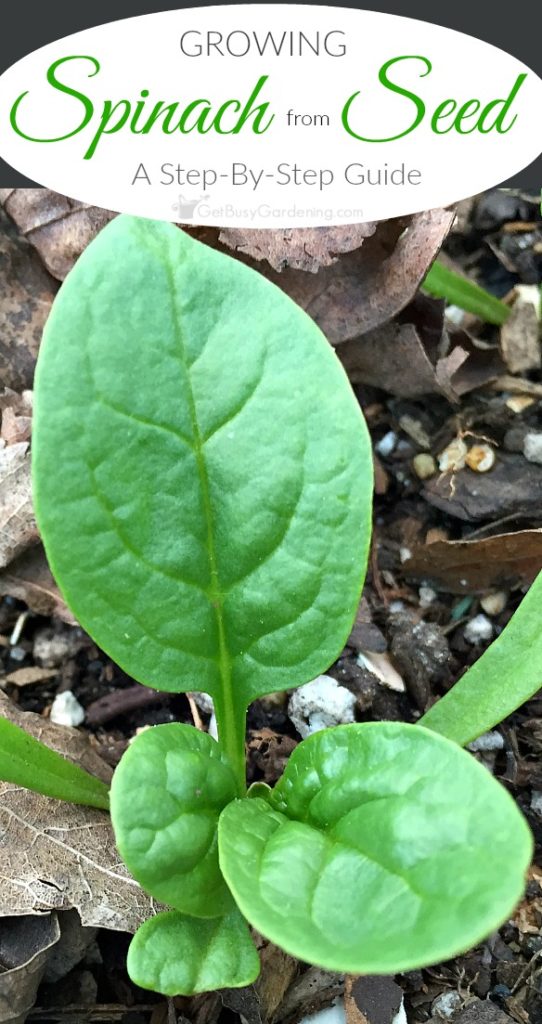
[33,215,372,779]
[421,571,542,745]
[110,723,235,916]
[0,716,109,810]
[218,723,532,973]
[127,908,260,995]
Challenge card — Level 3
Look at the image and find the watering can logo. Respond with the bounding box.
[172,194,209,219]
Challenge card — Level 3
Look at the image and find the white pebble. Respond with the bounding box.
[392,1000,407,1024]
[50,691,85,727]
[389,600,405,613]
[468,731,505,752]
[523,432,542,465]
[464,614,494,645]
[9,646,26,662]
[444,304,466,326]
[438,437,467,473]
[375,431,397,457]
[480,591,507,616]
[288,675,356,738]
[419,586,437,608]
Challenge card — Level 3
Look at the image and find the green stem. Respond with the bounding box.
[214,694,247,796]
[423,260,510,326]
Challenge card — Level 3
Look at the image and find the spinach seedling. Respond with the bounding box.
[1,215,534,996]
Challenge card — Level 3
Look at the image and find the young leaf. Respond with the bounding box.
[0,716,110,810]
[423,261,510,325]
[420,571,542,745]
[127,908,260,996]
[218,723,531,974]
[110,724,236,917]
[33,215,372,782]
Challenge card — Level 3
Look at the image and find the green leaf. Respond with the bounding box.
[423,261,510,325]
[127,908,260,995]
[421,571,542,745]
[33,214,372,781]
[218,723,531,974]
[110,723,236,917]
[0,716,109,810]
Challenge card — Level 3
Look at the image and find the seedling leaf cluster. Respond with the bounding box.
[1,216,537,995]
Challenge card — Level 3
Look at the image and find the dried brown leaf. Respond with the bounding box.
[0,443,37,569]
[0,390,33,447]
[339,292,504,400]
[0,190,114,280]
[192,211,454,342]
[275,967,343,1024]
[0,694,159,931]
[404,529,542,593]
[0,210,57,390]
[248,729,298,786]
[256,942,299,1023]
[219,224,377,272]
[339,322,453,398]
[0,914,60,1024]
[3,667,58,687]
[267,208,455,342]
[0,545,75,624]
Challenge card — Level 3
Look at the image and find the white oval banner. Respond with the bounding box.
[0,5,541,226]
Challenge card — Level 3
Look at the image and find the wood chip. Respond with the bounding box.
[2,667,58,687]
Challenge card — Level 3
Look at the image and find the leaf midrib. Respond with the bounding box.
[160,251,234,740]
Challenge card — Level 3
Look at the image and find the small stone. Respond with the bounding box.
[465,444,495,473]
[399,547,412,563]
[191,691,214,715]
[413,453,436,480]
[506,395,535,414]
[523,432,542,465]
[464,614,494,645]
[288,675,356,738]
[9,645,26,662]
[480,591,507,616]
[50,691,85,727]
[375,431,396,457]
[431,991,463,1019]
[504,425,530,452]
[419,586,437,608]
[438,437,467,473]
[33,627,84,668]
[468,731,505,752]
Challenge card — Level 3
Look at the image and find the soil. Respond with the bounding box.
[1,188,542,1024]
